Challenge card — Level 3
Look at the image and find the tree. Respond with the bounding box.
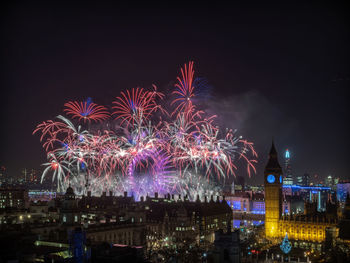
[280,233,292,254]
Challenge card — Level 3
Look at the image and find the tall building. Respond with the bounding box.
[264,142,339,247]
[325,175,334,187]
[264,141,283,239]
[337,182,350,203]
[22,168,28,182]
[297,173,310,186]
[302,173,310,186]
[283,149,293,185]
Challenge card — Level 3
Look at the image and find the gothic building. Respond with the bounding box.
[264,142,338,248]
[264,141,283,239]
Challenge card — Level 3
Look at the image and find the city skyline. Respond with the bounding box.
[1,3,349,262]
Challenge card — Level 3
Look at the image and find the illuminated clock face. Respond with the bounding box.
[280,175,282,183]
[267,174,275,183]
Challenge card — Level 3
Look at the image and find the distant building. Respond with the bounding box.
[296,175,303,185]
[296,173,310,186]
[282,184,334,212]
[28,190,56,202]
[337,182,350,203]
[0,187,29,209]
[283,149,293,185]
[0,166,6,185]
[339,194,350,242]
[324,175,339,191]
[226,192,265,214]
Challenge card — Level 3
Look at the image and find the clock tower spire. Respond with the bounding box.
[264,140,283,239]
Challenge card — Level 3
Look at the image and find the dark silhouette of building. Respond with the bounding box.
[339,193,350,242]
[60,186,81,226]
[211,228,240,263]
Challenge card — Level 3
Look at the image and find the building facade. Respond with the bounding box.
[264,142,283,239]
[264,142,338,246]
[337,182,350,204]
[0,187,29,209]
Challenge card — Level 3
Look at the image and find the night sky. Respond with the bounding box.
[1,2,349,184]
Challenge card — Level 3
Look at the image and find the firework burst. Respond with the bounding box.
[64,98,110,123]
[34,62,257,198]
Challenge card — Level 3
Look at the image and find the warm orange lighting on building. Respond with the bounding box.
[264,142,337,243]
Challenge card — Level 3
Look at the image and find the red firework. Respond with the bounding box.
[64,101,110,123]
[33,120,68,151]
[112,85,164,127]
[172,61,196,117]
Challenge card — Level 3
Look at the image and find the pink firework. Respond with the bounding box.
[64,99,110,123]
[33,120,69,151]
[112,85,164,127]
[33,61,258,196]
[171,61,196,117]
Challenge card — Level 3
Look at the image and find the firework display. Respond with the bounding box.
[33,62,257,199]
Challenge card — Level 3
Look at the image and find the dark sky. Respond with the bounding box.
[1,2,349,184]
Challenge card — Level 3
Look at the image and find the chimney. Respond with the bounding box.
[124,191,127,198]
[185,194,188,201]
[196,194,200,202]
[216,196,220,203]
[178,194,181,201]
[210,195,214,202]
[109,191,113,197]
[167,193,171,200]
[204,196,208,203]
[155,192,158,199]
[172,194,174,200]
[87,191,91,197]
[140,196,144,202]
[222,195,226,202]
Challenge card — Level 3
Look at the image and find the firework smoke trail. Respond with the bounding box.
[33,61,257,198]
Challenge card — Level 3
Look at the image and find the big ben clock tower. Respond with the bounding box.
[264,141,283,239]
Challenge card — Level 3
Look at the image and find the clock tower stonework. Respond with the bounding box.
[264,141,283,239]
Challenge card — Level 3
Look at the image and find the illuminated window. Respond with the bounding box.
[63,215,66,222]
[232,201,241,210]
